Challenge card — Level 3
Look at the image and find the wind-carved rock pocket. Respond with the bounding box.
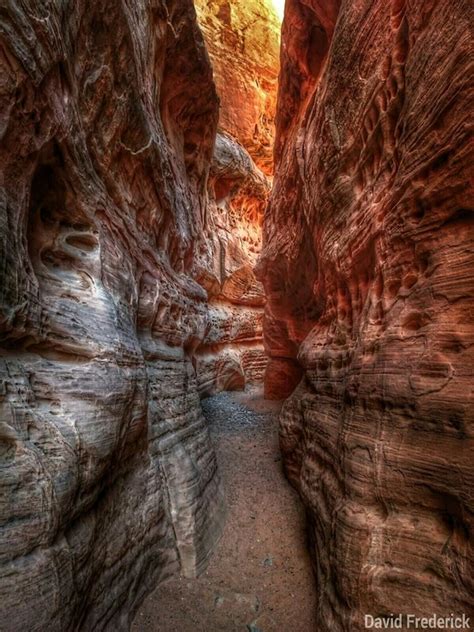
[28,144,100,301]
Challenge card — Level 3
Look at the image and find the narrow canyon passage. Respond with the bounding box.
[132,388,316,632]
[1,0,472,631]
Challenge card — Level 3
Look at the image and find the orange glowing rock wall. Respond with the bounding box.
[196,0,280,175]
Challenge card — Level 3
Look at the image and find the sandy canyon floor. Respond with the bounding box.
[132,388,316,632]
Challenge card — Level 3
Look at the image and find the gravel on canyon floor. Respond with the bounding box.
[132,387,316,632]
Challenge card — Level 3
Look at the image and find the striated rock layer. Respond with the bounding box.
[259,0,474,629]
[0,2,226,630]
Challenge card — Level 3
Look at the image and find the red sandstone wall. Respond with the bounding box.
[259,0,474,628]
[195,0,280,175]
[194,132,270,395]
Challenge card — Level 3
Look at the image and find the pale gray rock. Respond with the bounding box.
[0,1,225,630]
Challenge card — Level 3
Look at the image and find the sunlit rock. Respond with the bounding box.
[195,0,280,175]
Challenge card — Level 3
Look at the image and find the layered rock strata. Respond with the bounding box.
[0,2,226,630]
[259,0,474,629]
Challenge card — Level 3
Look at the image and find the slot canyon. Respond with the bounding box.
[0,1,472,631]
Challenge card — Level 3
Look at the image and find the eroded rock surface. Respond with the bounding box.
[195,132,270,396]
[259,0,474,629]
[192,0,281,396]
[0,2,226,630]
[195,0,280,175]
